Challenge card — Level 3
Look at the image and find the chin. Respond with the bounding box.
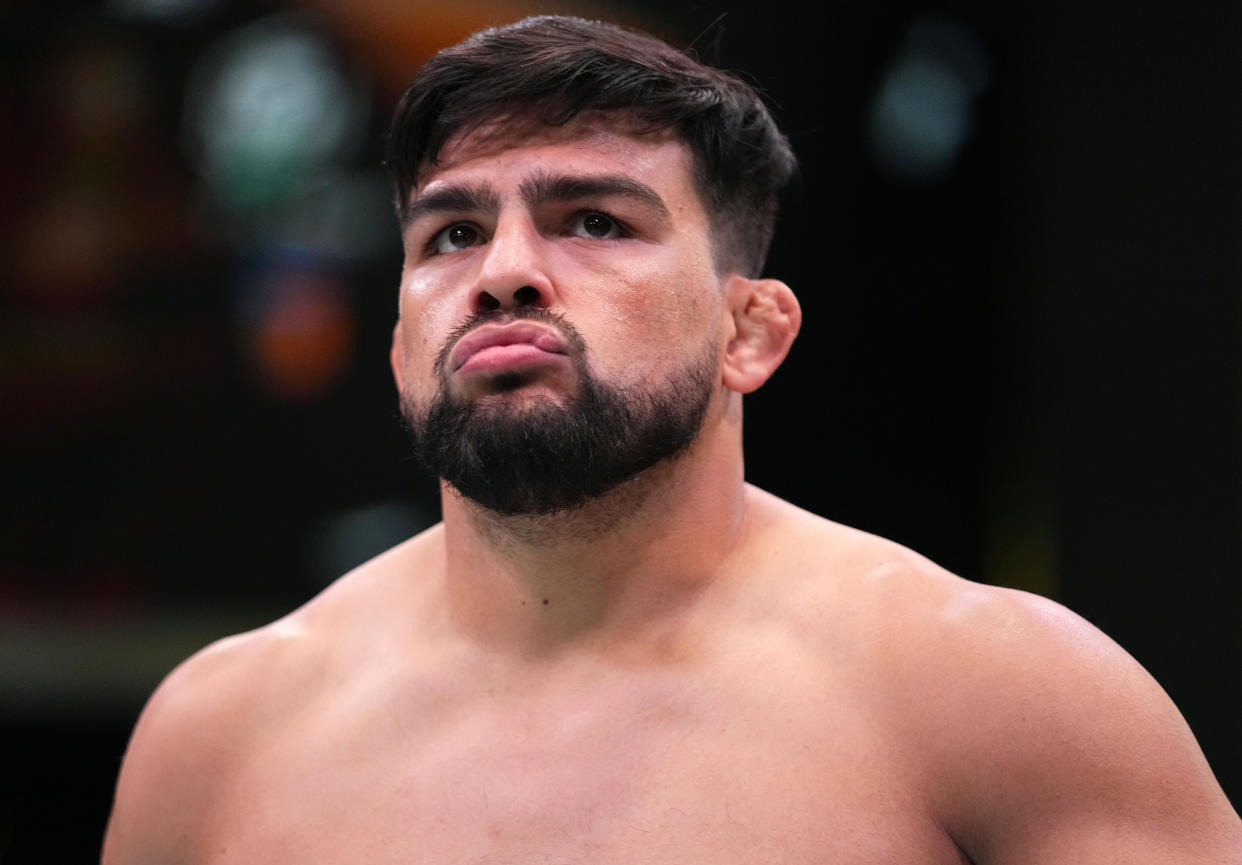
[461,376,581,409]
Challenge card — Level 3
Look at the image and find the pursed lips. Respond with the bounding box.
[448,321,571,373]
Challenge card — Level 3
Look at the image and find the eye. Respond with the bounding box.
[570,212,624,239]
[429,222,484,255]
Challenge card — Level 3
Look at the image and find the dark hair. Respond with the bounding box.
[384,15,797,277]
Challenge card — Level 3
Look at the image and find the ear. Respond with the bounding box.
[721,276,801,394]
[389,321,405,392]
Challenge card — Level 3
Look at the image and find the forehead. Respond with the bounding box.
[416,113,699,199]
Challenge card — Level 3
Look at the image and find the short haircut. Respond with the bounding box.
[385,15,798,278]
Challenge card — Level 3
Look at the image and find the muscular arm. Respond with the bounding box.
[906,584,1241,864]
[100,629,279,865]
[103,671,212,863]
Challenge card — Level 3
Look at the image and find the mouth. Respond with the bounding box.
[448,321,571,376]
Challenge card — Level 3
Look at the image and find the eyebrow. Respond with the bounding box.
[401,171,670,230]
[519,172,670,216]
[401,183,501,229]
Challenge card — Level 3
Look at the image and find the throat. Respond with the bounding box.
[441,465,739,651]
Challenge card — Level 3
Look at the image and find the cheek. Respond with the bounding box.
[583,271,722,380]
[645,257,723,338]
[602,244,718,321]
[396,274,452,385]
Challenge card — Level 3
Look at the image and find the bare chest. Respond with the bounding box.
[201,662,965,865]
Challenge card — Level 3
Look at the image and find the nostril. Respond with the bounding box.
[477,292,501,311]
[514,286,540,306]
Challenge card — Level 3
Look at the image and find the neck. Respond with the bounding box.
[435,402,750,655]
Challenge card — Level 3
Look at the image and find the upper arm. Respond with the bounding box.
[901,585,1242,864]
[102,683,199,864]
[100,634,262,865]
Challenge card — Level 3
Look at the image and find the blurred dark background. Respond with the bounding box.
[2,1,1239,861]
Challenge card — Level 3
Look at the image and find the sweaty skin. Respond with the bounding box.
[102,120,1242,865]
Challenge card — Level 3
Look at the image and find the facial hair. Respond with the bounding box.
[399,308,716,516]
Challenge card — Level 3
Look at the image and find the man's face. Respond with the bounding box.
[392,115,728,514]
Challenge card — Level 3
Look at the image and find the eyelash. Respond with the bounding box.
[421,210,631,257]
[425,222,482,256]
[570,211,629,240]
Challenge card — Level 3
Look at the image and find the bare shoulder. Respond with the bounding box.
[101,526,444,865]
[99,614,310,864]
[750,490,1242,863]
[914,583,1242,862]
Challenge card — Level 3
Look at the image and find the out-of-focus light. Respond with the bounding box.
[306,500,438,586]
[12,36,191,300]
[108,0,220,24]
[867,17,989,181]
[183,14,367,211]
[238,258,355,401]
[270,168,397,262]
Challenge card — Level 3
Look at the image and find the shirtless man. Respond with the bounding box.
[102,16,1240,864]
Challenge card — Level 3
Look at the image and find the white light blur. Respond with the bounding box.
[270,168,397,261]
[868,17,989,181]
[183,13,368,211]
[108,0,220,24]
[306,500,438,586]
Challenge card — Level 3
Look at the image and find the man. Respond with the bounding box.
[103,15,1240,864]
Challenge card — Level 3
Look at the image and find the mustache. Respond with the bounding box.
[433,307,587,378]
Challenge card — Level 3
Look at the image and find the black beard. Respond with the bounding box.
[399,309,716,516]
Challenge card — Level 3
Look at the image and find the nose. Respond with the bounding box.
[471,216,555,313]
